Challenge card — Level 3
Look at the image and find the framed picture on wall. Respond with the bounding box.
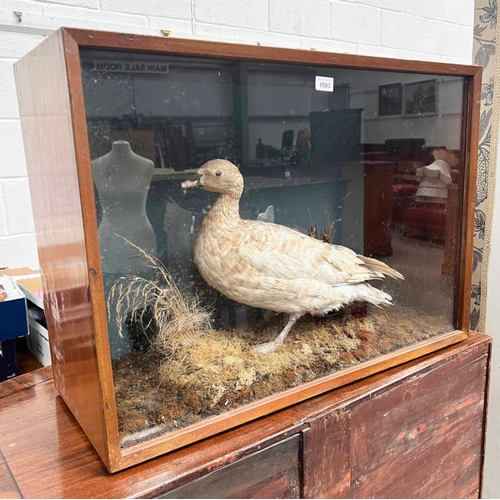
[378,83,402,116]
[404,79,438,116]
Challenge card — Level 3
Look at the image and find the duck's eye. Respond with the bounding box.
[215,170,222,177]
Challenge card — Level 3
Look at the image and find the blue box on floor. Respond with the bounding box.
[0,276,29,381]
[0,339,18,381]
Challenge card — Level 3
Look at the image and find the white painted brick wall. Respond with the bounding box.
[0,60,21,118]
[330,2,381,45]
[0,31,45,57]
[402,0,444,19]
[424,19,462,57]
[0,190,9,237]
[381,11,424,52]
[0,0,475,270]
[195,0,269,31]
[358,0,401,12]
[444,0,475,26]
[101,0,192,19]
[270,0,330,38]
[460,26,474,59]
[2,179,34,235]
[0,121,28,178]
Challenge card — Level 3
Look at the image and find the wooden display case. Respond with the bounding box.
[14,28,481,472]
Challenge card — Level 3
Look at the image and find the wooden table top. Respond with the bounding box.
[0,332,490,499]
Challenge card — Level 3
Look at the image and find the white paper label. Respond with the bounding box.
[315,76,334,92]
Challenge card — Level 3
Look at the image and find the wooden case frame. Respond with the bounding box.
[14,28,481,473]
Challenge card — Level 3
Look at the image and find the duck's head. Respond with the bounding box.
[182,159,244,197]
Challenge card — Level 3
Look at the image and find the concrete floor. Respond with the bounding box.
[382,231,454,323]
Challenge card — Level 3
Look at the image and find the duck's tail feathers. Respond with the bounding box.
[324,283,393,312]
[359,256,404,280]
[353,283,393,308]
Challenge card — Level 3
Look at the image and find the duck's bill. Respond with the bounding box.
[181,179,200,189]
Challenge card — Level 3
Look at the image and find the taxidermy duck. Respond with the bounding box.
[182,159,403,354]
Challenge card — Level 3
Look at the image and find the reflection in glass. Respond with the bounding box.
[92,140,157,357]
[80,49,464,446]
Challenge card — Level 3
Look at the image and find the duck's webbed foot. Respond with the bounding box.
[252,339,282,354]
[252,313,301,354]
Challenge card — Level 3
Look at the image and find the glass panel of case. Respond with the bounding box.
[80,48,465,447]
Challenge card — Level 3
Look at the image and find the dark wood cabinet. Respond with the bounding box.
[363,161,394,257]
[0,332,490,499]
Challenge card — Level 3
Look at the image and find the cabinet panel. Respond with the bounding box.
[303,409,351,499]
[349,349,488,498]
[302,337,489,499]
[159,435,301,499]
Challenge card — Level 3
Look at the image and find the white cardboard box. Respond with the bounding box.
[27,317,51,367]
[14,274,44,310]
[2,269,50,366]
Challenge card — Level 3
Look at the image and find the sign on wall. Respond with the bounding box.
[92,59,169,74]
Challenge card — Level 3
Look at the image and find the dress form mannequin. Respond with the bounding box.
[92,140,157,272]
[415,148,458,204]
[92,140,157,358]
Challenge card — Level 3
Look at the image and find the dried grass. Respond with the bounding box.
[107,238,211,362]
[112,300,452,445]
[156,315,360,414]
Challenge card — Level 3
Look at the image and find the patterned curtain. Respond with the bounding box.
[473,0,498,332]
